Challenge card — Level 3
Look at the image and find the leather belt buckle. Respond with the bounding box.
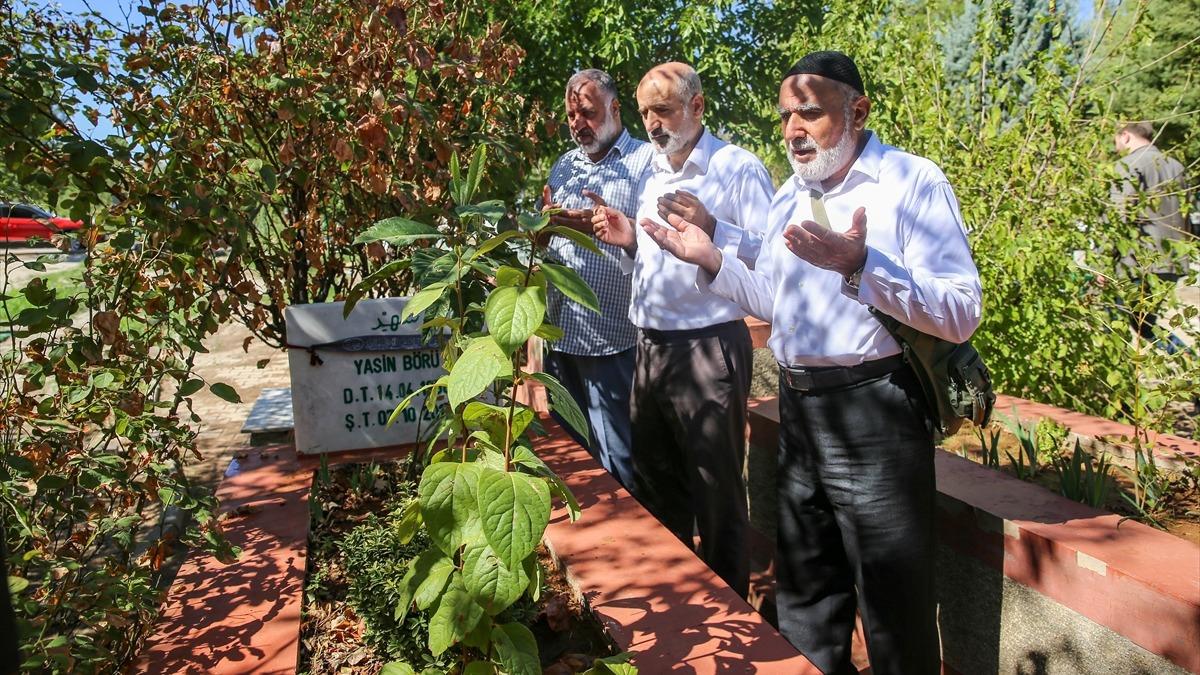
[780,366,816,392]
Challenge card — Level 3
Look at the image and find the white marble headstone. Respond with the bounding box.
[285,298,445,455]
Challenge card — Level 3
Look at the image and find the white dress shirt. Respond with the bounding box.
[628,128,774,330]
[705,131,982,366]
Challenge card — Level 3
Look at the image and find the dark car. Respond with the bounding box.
[0,203,82,245]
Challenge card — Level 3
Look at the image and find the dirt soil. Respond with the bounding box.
[942,425,1200,545]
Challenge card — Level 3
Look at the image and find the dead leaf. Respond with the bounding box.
[93,311,121,345]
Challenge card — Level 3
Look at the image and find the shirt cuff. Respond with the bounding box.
[849,245,905,308]
[619,246,636,274]
[711,219,742,260]
[702,249,739,299]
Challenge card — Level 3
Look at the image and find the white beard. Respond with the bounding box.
[578,111,622,155]
[651,109,695,156]
[787,123,856,183]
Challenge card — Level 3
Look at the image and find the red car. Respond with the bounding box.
[1,203,82,245]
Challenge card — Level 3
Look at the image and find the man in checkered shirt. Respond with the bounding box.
[542,69,653,489]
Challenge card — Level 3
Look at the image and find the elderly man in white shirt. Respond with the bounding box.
[590,61,774,598]
[639,51,982,674]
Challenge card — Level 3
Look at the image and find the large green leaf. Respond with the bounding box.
[484,286,545,355]
[355,217,443,245]
[447,337,512,408]
[463,401,534,450]
[463,662,495,675]
[540,262,600,314]
[517,212,550,232]
[529,372,589,445]
[469,228,523,260]
[395,548,451,622]
[462,543,529,615]
[419,461,483,557]
[543,225,604,257]
[490,622,540,675]
[400,282,449,322]
[456,200,506,224]
[494,265,526,287]
[380,662,416,675]
[466,144,488,203]
[476,467,551,571]
[428,573,485,656]
[413,555,455,611]
[512,445,580,523]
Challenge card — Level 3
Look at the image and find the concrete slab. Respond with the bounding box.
[240,387,294,434]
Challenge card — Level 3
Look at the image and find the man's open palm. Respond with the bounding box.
[642,213,723,276]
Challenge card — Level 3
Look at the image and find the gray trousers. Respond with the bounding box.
[775,364,940,675]
[628,320,751,597]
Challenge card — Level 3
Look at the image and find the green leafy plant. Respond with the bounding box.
[1053,439,1114,508]
[978,427,1003,469]
[1122,446,1172,528]
[349,144,605,672]
[1005,417,1041,480]
[1035,418,1069,465]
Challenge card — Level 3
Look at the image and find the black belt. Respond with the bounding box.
[779,354,905,392]
[639,320,747,344]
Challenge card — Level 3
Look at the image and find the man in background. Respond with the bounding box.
[1113,121,1193,351]
[542,69,653,489]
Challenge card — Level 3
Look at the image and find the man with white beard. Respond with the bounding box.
[638,52,982,673]
[590,62,773,598]
[542,69,653,489]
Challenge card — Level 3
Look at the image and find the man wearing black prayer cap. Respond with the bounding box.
[640,50,982,673]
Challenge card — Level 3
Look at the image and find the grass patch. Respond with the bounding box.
[0,264,86,322]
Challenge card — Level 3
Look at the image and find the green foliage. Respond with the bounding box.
[348,144,608,671]
[1121,446,1172,527]
[940,0,1078,121]
[1005,417,1041,480]
[1053,439,1113,508]
[1092,0,1200,162]
[979,426,1003,469]
[1,6,243,671]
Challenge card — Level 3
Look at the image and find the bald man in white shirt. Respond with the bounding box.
[590,62,774,599]
[640,51,981,674]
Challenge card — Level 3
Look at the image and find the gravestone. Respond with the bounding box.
[285,298,445,455]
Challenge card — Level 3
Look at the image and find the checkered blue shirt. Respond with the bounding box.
[546,129,653,356]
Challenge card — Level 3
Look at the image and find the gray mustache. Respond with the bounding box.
[789,139,817,152]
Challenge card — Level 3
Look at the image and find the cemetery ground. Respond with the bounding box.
[127,308,1200,674]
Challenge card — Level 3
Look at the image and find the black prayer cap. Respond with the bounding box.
[784,51,865,95]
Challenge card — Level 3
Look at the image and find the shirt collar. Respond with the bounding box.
[573,128,634,165]
[651,127,715,175]
[795,130,882,195]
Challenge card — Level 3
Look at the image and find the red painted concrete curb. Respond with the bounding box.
[535,416,819,674]
[133,445,311,675]
[749,397,1200,673]
[136,422,817,673]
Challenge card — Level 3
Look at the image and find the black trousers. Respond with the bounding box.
[628,320,752,597]
[775,364,940,675]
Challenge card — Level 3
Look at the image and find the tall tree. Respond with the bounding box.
[1091,0,1200,163]
[939,0,1079,122]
